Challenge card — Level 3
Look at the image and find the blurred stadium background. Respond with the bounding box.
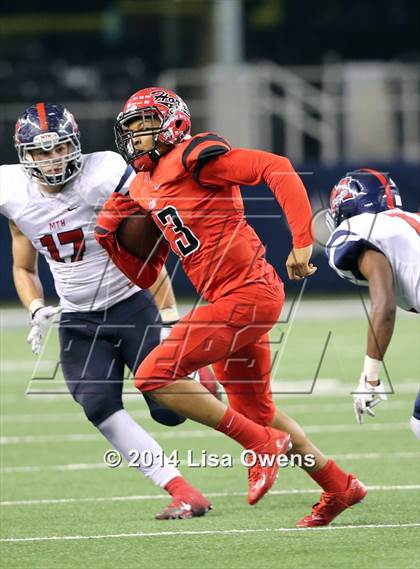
[0,0,419,299]
[0,3,419,567]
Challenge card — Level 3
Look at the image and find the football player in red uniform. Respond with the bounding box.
[95,88,367,526]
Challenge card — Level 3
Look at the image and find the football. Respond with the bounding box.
[116,211,162,259]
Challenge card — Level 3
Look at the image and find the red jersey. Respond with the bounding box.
[129,133,313,302]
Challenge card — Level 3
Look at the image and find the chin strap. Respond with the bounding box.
[132,146,172,172]
[133,151,160,172]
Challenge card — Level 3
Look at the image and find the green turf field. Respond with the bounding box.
[1,302,419,569]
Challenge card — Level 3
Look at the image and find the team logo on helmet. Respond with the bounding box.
[15,103,82,186]
[327,169,402,230]
[150,89,190,115]
[115,87,191,171]
[329,176,360,214]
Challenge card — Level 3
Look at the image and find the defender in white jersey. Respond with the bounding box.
[1,150,142,312]
[325,168,420,436]
[0,102,213,519]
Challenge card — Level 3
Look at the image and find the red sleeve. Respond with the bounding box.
[95,230,169,289]
[199,148,314,248]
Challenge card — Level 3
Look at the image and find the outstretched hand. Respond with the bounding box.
[352,374,388,424]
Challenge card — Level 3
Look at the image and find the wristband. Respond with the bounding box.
[29,298,45,317]
[363,355,382,382]
[160,306,180,325]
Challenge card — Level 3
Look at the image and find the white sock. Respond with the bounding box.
[97,409,181,488]
[409,416,420,439]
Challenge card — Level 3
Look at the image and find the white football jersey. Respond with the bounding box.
[0,151,141,312]
[326,209,420,312]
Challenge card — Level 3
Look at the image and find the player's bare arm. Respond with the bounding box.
[344,247,395,419]
[9,220,43,309]
[350,247,394,420]
[148,265,180,323]
[10,220,61,354]
[358,248,397,366]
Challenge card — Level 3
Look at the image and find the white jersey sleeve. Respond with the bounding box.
[326,210,420,312]
[0,164,30,220]
[1,153,142,312]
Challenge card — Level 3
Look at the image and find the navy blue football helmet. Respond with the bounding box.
[14,103,82,185]
[327,168,402,230]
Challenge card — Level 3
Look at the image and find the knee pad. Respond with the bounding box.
[73,386,123,426]
[143,394,186,427]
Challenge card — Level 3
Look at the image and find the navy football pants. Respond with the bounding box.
[59,290,185,427]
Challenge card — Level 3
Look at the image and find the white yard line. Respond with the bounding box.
[3,380,419,399]
[0,411,91,424]
[1,361,57,373]
[2,375,418,399]
[1,484,419,507]
[0,400,413,424]
[0,422,413,445]
[1,452,419,475]
[1,523,419,543]
[2,298,416,329]
[0,463,107,474]
[331,451,419,460]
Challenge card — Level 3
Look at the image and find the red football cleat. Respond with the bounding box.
[197,366,223,401]
[155,489,212,520]
[247,428,291,506]
[296,475,368,527]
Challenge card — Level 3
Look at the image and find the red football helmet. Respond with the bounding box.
[115,87,191,171]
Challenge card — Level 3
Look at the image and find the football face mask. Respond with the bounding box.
[115,108,164,169]
[115,87,191,171]
[326,168,402,230]
[15,103,82,186]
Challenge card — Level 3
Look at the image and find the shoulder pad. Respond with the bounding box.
[181,133,231,181]
[82,152,134,199]
[326,228,380,280]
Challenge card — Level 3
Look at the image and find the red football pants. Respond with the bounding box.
[135,282,284,425]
